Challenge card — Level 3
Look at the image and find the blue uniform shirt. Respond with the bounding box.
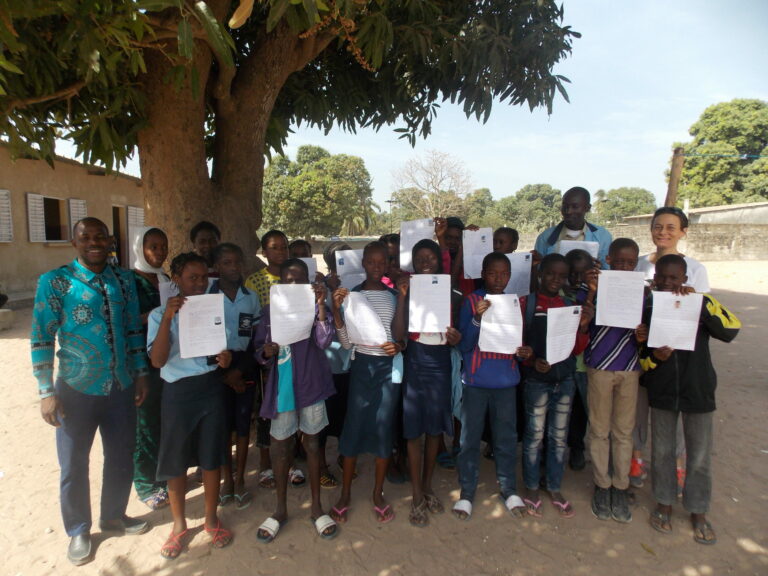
[209,280,262,352]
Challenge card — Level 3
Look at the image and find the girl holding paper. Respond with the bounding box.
[392,239,463,527]
[330,241,403,525]
[146,252,233,559]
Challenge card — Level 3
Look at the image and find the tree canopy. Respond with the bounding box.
[676,99,768,207]
[0,1,579,260]
[262,145,377,237]
[593,187,656,224]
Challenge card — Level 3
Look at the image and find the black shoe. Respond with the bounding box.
[568,448,586,471]
[610,487,632,523]
[591,486,611,521]
[67,533,92,566]
[99,515,151,536]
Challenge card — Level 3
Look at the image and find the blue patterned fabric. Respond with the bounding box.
[31,259,149,397]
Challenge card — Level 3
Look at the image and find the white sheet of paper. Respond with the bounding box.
[648,291,703,351]
[546,305,582,364]
[335,249,364,277]
[178,293,227,359]
[559,240,599,259]
[479,294,523,354]
[269,284,316,346]
[596,270,646,329]
[344,292,388,346]
[299,257,318,279]
[504,252,533,296]
[463,228,493,279]
[408,274,451,333]
[400,218,435,272]
[340,272,366,290]
[159,281,179,305]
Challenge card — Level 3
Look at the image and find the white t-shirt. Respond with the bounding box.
[635,254,710,293]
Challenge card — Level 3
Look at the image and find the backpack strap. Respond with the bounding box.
[524,292,537,343]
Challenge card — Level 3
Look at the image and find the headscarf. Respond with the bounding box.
[132,226,170,281]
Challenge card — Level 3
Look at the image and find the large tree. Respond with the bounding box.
[262,145,377,237]
[1,1,579,260]
[676,99,768,207]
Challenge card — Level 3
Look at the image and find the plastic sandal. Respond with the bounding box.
[256,517,282,543]
[452,499,473,520]
[289,467,306,487]
[234,490,252,510]
[373,504,395,524]
[552,499,575,518]
[503,494,527,518]
[330,506,349,523]
[409,499,429,527]
[650,509,672,534]
[424,493,445,514]
[524,498,543,518]
[312,515,338,540]
[258,469,276,489]
[204,520,233,549]
[320,470,338,489]
[160,529,189,560]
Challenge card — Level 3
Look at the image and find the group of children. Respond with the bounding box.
[128,215,739,560]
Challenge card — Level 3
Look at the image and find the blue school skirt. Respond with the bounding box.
[339,354,397,459]
[156,370,226,481]
[402,340,453,439]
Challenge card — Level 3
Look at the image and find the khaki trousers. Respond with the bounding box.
[587,368,640,490]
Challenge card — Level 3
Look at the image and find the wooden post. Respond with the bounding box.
[664,147,685,207]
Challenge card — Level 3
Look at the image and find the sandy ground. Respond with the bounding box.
[1,261,767,576]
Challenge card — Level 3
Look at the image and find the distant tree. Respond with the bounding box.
[515,184,562,232]
[262,146,377,237]
[392,150,472,219]
[464,188,495,225]
[676,99,768,207]
[593,187,656,224]
[488,195,521,228]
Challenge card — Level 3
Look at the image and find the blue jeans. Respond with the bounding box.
[522,376,575,492]
[56,381,136,536]
[457,385,518,502]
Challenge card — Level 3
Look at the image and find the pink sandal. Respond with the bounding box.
[204,520,233,548]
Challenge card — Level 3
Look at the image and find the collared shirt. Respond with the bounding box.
[31,259,149,397]
[244,268,280,308]
[146,305,217,383]
[208,280,262,352]
[534,221,613,268]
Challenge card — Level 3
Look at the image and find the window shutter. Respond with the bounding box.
[127,205,145,227]
[0,190,12,242]
[27,193,45,242]
[68,199,87,234]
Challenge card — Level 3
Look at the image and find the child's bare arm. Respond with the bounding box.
[149,296,184,368]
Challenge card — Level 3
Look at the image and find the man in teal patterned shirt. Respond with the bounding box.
[31,217,151,566]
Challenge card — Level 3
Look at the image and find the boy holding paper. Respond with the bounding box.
[520,253,593,519]
[582,239,646,523]
[252,258,337,543]
[639,254,740,545]
[453,252,534,521]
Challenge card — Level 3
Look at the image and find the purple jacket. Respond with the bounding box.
[253,304,335,419]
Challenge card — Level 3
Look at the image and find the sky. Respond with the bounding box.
[59,0,768,209]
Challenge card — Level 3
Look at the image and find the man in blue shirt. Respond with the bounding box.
[31,217,151,566]
[533,186,613,268]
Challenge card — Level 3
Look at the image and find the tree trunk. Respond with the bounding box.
[137,45,218,260]
[137,19,334,270]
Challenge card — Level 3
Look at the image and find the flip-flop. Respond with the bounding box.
[258,469,276,490]
[218,492,234,507]
[234,490,253,510]
[160,529,189,560]
[524,498,543,518]
[373,504,395,524]
[452,499,473,521]
[204,520,233,549]
[256,517,283,544]
[312,514,339,540]
[289,467,306,487]
[692,519,717,545]
[320,470,338,489]
[650,509,672,534]
[502,494,527,518]
[141,491,169,511]
[330,506,349,523]
[552,499,575,518]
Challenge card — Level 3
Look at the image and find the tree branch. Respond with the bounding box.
[4,81,87,114]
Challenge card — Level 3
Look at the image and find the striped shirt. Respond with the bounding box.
[584,325,640,371]
[338,289,396,357]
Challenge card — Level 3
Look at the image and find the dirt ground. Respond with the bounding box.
[1,261,767,576]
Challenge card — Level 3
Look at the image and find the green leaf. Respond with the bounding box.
[302,0,318,24]
[134,0,181,11]
[177,18,193,60]
[192,1,234,68]
[0,58,22,74]
[266,0,290,33]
